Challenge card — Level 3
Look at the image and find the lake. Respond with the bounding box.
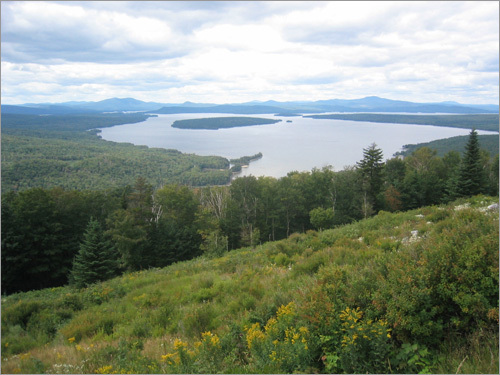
[98,113,493,178]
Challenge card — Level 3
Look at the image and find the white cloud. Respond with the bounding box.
[1,1,498,104]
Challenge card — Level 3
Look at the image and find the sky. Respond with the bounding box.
[1,1,499,105]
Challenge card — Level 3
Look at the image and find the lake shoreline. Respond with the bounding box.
[98,113,497,179]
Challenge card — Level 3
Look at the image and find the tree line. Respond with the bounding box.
[1,113,234,192]
[2,129,498,294]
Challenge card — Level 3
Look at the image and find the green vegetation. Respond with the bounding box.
[1,113,233,192]
[398,134,499,157]
[230,153,263,173]
[1,117,498,373]
[3,130,498,295]
[1,196,498,374]
[305,113,500,132]
[70,218,119,289]
[171,117,281,130]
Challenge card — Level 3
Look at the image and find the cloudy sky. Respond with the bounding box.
[1,1,498,105]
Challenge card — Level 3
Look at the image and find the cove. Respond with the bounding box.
[98,113,495,178]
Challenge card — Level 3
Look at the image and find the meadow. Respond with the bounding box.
[1,195,498,374]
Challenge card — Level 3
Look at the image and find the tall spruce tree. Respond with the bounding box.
[357,143,385,214]
[70,218,118,288]
[457,129,484,197]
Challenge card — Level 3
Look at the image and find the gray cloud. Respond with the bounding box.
[1,1,498,105]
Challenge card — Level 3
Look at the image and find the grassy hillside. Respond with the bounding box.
[1,196,498,374]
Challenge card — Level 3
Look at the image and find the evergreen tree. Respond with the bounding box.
[357,143,385,213]
[457,129,484,197]
[70,218,118,288]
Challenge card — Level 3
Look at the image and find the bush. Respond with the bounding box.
[320,307,393,374]
[181,303,217,337]
[60,307,118,342]
[245,302,316,373]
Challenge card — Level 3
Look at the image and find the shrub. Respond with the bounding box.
[245,302,316,373]
[2,300,43,329]
[60,307,118,342]
[181,303,217,337]
[320,307,393,374]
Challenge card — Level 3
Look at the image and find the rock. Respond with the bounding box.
[488,203,499,211]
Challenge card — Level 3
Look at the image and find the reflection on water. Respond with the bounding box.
[99,113,493,178]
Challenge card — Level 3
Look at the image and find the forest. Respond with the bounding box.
[305,113,500,131]
[398,133,499,157]
[2,129,498,295]
[1,113,236,192]
[171,117,281,130]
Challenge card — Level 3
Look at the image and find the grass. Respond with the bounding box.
[1,195,498,374]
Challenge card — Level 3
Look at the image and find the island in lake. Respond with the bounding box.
[171,116,281,130]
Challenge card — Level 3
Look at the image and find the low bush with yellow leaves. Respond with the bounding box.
[245,302,315,373]
[320,307,392,374]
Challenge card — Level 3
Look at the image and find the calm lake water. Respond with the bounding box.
[98,113,494,178]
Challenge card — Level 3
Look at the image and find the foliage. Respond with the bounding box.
[357,143,385,214]
[245,302,315,373]
[1,197,498,374]
[320,307,393,374]
[457,129,485,197]
[70,218,118,288]
[172,117,281,129]
[398,134,499,158]
[1,113,232,192]
[306,113,500,131]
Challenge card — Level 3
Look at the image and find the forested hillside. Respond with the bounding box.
[1,113,233,192]
[306,113,500,131]
[1,195,498,374]
[2,129,498,294]
[398,134,499,157]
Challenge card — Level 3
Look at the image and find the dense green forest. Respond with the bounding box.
[1,113,235,192]
[3,129,498,294]
[398,134,499,157]
[1,195,498,374]
[305,113,500,132]
[171,117,281,129]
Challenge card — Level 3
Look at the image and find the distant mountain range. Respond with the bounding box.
[2,96,498,115]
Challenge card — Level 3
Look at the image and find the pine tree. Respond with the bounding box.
[357,143,385,213]
[457,129,484,197]
[70,218,118,288]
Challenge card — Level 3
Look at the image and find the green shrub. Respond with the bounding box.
[181,303,217,337]
[320,307,393,374]
[245,302,315,373]
[273,252,289,267]
[2,300,43,329]
[60,307,118,342]
[292,250,328,276]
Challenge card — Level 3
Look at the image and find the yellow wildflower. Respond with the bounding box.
[68,337,76,344]
[173,338,188,351]
[96,365,114,374]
